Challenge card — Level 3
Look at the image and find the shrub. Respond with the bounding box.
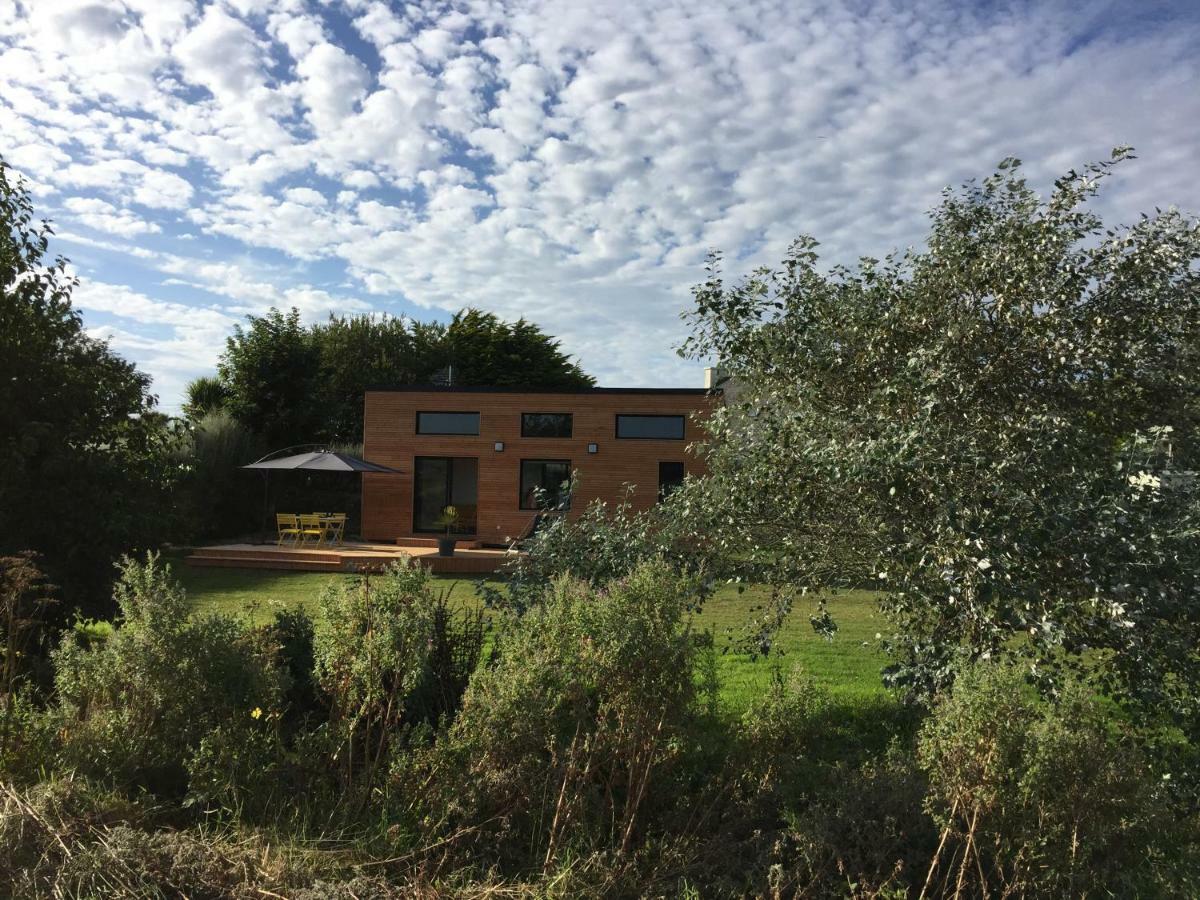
[778,747,933,897]
[437,562,712,867]
[736,665,829,796]
[312,560,439,795]
[483,487,717,615]
[0,552,55,758]
[916,661,1198,897]
[50,554,286,797]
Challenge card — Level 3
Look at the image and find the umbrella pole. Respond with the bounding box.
[261,470,270,545]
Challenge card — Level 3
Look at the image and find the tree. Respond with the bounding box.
[182,375,231,422]
[438,308,593,390]
[211,307,594,447]
[681,150,1200,731]
[0,156,180,614]
[217,308,320,448]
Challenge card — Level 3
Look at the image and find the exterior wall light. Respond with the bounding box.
[587,442,598,454]
[494,441,504,452]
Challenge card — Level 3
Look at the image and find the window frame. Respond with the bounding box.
[415,410,481,435]
[519,458,573,511]
[521,412,574,438]
[614,413,686,440]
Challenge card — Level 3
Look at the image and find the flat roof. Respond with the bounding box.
[365,385,713,395]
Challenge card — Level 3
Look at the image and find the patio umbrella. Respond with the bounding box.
[243,447,403,543]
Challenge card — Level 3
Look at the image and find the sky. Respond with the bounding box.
[1,0,1198,411]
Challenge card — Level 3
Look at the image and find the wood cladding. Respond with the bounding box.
[361,389,714,544]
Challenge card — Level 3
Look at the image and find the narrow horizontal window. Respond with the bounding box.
[522,412,573,438]
[615,414,685,440]
[520,459,572,510]
[416,411,480,435]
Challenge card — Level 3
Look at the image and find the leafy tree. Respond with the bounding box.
[309,313,442,443]
[182,375,231,421]
[0,156,179,614]
[217,308,320,449]
[681,150,1200,730]
[212,307,594,447]
[438,308,593,390]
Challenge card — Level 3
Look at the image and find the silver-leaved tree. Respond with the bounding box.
[680,150,1200,731]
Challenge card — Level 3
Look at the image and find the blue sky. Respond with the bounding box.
[2,0,1198,411]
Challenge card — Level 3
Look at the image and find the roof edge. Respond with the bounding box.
[364,385,715,395]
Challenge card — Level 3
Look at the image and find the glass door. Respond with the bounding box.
[413,457,477,534]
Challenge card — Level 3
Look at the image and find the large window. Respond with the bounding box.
[615,414,685,440]
[522,412,573,438]
[416,411,480,435]
[658,461,686,501]
[413,457,478,533]
[520,459,572,510]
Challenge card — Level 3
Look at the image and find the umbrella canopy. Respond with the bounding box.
[243,450,401,473]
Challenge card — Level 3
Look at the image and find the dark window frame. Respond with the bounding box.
[614,413,686,440]
[415,410,481,435]
[519,458,573,511]
[658,461,686,501]
[521,412,574,438]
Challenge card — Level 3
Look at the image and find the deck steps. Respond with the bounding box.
[187,554,345,571]
[185,542,517,575]
[396,537,483,549]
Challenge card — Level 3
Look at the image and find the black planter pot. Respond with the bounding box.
[437,537,456,557]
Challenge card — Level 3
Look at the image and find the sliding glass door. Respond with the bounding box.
[413,457,478,534]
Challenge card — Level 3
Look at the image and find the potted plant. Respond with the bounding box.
[433,505,459,556]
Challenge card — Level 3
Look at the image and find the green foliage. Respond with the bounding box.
[438,564,712,865]
[681,150,1200,725]
[781,748,933,897]
[1,553,55,751]
[174,409,267,541]
[181,374,231,421]
[485,487,712,615]
[0,156,182,614]
[437,307,593,390]
[218,308,321,448]
[312,561,439,792]
[211,306,593,447]
[916,661,1197,896]
[50,555,286,796]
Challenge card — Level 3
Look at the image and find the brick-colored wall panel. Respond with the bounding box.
[361,389,713,544]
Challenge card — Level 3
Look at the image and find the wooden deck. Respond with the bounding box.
[186,540,519,575]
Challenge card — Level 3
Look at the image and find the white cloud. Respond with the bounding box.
[173,4,265,100]
[1,0,1198,406]
[135,168,194,209]
[296,41,370,133]
[63,196,162,236]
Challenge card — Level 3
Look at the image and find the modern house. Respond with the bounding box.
[359,385,716,546]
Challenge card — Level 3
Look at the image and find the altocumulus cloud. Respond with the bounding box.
[2,0,1198,406]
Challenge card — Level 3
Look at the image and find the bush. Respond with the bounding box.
[436,562,713,867]
[312,560,439,795]
[916,661,1198,897]
[50,554,286,797]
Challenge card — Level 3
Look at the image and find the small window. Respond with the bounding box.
[417,411,480,435]
[615,414,685,440]
[522,412,573,438]
[658,461,686,501]
[520,459,572,510]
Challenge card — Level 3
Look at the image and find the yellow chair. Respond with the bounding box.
[276,514,300,545]
[324,513,347,545]
[297,514,326,545]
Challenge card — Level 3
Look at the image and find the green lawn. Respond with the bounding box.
[174,561,891,712]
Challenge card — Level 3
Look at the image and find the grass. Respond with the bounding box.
[174,561,891,711]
